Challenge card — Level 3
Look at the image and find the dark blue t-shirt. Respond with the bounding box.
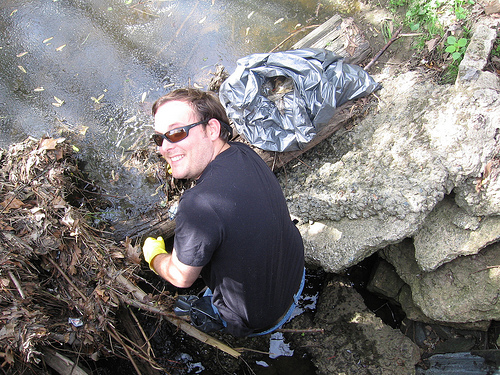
[173,142,304,336]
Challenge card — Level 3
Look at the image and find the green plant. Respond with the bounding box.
[389,0,408,10]
[389,0,474,51]
[445,35,468,60]
[404,0,444,32]
[492,38,500,58]
[454,0,475,19]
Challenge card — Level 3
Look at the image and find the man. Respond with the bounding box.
[142,88,304,337]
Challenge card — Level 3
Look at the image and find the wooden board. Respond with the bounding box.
[292,15,371,65]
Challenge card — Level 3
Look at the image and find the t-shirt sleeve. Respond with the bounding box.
[173,189,223,267]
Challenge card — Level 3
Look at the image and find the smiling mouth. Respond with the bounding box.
[170,155,184,162]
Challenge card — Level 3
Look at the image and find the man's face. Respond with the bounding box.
[154,100,218,180]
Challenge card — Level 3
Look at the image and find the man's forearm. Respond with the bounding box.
[151,251,201,288]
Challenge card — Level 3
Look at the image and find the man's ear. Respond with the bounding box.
[206,118,221,140]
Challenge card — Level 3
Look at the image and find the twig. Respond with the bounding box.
[129,308,155,357]
[472,265,500,274]
[234,347,272,355]
[45,257,87,301]
[120,295,241,359]
[41,348,89,375]
[363,25,403,72]
[156,1,200,57]
[113,273,241,359]
[106,326,143,375]
[8,271,25,299]
[276,328,324,334]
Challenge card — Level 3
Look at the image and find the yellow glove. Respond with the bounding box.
[142,236,167,272]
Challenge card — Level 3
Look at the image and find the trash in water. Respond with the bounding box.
[68,317,83,327]
[269,332,294,359]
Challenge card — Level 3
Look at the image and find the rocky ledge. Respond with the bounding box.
[277,15,500,374]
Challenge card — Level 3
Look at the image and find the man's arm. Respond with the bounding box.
[151,248,202,288]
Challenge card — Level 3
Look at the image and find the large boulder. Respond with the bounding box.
[413,195,500,271]
[383,239,500,324]
[281,16,500,273]
[280,15,500,324]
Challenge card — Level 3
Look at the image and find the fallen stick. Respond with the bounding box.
[113,273,241,359]
[276,328,324,334]
[8,271,25,299]
[41,348,89,375]
[364,25,403,72]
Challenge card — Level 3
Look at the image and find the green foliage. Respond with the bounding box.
[390,0,474,48]
[404,0,444,34]
[492,38,500,58]
[389,0,409,10]
[445,36,468,60]
[454,0,475,19]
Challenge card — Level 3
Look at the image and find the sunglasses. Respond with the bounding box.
[152,120,207,146]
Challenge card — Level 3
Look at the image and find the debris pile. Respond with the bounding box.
[0,136,157,373]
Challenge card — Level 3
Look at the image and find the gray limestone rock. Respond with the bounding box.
[280,16,500,325]
[383,240,500,323]
[289,275,421,374]
[414,195,500,271]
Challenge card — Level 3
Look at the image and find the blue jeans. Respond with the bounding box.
[248,268,306,337]
[205,268,306,336]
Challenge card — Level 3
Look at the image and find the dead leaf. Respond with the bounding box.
[4,346,14,366]
[91,94,105,103]
[52,96,65,107]
[69,243,82,275]
[38,138,58,151]
[425,37,439,53]
[0,221,14,231]
[43,37,54,44]
[1,196,24,212]
[16,51,28,57]
[55,44,66,51]
[94,286,109,302]
[123,237,141,264]
[52,196,67,209]
[110,251,125,259]
[17,65,26,73]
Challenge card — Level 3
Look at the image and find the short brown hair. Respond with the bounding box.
[152,88,232,142]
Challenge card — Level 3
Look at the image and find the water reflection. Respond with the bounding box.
[0,0,338,221]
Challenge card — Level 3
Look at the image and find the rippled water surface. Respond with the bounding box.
[0,0,340,219]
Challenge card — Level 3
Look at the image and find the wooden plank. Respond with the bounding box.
[293,15,371,65]
[292,14,342,49]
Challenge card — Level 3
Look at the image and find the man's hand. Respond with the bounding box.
[142,236,167,272]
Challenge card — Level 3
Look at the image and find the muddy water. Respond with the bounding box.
[0,0,350,220]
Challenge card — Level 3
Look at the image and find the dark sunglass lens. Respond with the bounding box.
[166,129,188,143]
[152,134,164,146]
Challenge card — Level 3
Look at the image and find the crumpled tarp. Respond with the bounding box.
[219,48,381,152]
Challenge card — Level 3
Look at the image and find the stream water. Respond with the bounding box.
[0,0,349,222]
